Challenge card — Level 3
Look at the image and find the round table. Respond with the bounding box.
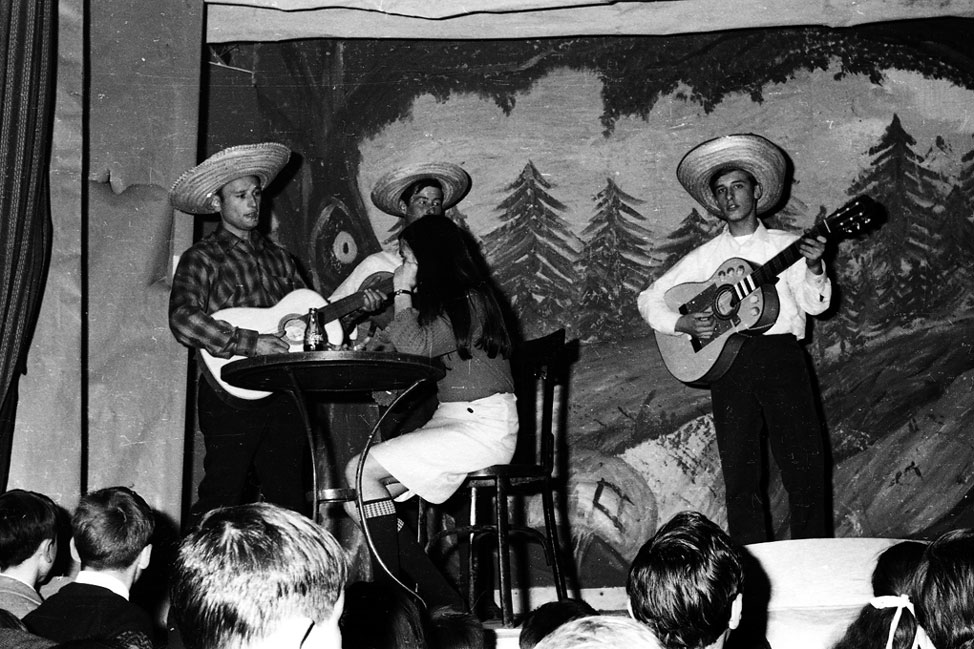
[223,351,444,522]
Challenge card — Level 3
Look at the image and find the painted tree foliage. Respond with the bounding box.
[825,115,974,354]
[652,208,717,281]
[846,115,939,325]
[576,178,657,341]
[207,20,974,292]
[483,161,580,336]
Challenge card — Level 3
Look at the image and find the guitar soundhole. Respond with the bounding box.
[713,284,739,320]
[282,316,307,346]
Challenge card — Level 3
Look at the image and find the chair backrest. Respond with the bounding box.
[510,329,571,472]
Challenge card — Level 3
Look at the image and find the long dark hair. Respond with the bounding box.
[832,541,927,649]
[400,216,511,359]
[911,528,974,649]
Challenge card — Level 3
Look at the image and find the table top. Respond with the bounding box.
[222,350,445,393]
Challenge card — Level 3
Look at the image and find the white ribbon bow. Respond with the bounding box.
[870,595,937,649]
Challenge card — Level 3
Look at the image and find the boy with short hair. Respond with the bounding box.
[170,502,347,649]
[24,486,155,648]
[627,511,744,649]
[0,489,60,617]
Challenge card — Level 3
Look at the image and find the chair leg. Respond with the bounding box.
[495,479,515,627]
[541,481,568,601]
[417,498,427,546]
[467,485,479,613]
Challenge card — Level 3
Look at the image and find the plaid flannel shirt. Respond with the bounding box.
[169,227,305,359]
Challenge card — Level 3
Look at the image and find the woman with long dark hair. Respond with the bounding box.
[832,540,928,649]
[345,214,518,611]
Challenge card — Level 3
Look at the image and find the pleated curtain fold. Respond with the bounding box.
[0,0,56,489]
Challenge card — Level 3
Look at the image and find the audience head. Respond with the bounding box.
[911,528,974,649]
[627,511,744,649]
[428,606,483,649]
[171,503,348,649]
[0,489,59,577]
[833,541,928,649]
[533,615,663,649]
[71,486,153,572]
[872,540,926,597]
[519,599,598,649]
[341,580,428,649]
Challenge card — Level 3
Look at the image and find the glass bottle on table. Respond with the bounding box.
[304,307,325,351]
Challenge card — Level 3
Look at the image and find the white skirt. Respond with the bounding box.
[369,392,518,504]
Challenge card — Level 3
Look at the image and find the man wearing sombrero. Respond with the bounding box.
[637,134,832,544]
[329,161,472,319]
[168,142,308,522]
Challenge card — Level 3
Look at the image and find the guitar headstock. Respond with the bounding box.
[820,195,884,238]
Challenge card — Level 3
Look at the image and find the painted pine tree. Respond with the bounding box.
[957,147,974,294]
[653,207,717,281]
[483,161,581,337]
[956,147,974,310]
[847,114,943,329]
[830,249,886,356]
[961,146,974,201]
[576,178,658,341]
[940,185,974,311]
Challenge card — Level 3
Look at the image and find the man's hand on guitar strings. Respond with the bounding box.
[798,233,827,274]
[676,312,716,339]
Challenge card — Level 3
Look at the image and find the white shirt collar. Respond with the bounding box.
[75,569,129,600]
[723,220,768,243]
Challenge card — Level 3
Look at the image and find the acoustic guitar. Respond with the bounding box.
[654,195,880,385]
[202,277,394,400]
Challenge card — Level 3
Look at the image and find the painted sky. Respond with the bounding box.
[358,64,974,249]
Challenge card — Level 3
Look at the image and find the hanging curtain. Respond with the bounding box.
[0,0,56,490]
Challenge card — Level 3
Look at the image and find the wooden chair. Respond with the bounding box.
[420,328,572,626]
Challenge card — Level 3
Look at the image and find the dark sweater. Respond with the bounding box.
[23,582,154,647]
[384,306,513,402]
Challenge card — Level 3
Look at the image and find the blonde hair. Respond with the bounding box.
[534,616,663,649]
[171,503,348,649]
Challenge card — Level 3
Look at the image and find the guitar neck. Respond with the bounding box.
[317,275,395,323]
[742,219,832,292]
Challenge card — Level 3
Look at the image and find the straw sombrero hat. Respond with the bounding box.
[370,162,471,217]
[169,142,291,214]
[676,134,787,216]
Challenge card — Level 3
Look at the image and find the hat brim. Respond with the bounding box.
[676,134,787,216]
[170,142,291,215]
[370,162,472,217]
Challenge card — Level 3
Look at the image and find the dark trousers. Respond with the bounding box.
[191,379,308,521]
[710,335,829,545]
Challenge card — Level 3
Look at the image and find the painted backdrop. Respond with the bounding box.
[205,20,974,586]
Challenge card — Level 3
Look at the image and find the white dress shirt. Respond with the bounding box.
[637,222,831,340]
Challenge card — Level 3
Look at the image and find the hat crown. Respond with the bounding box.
[370,162,471,218]
[677,134,787,216]
[169,142,291,215]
